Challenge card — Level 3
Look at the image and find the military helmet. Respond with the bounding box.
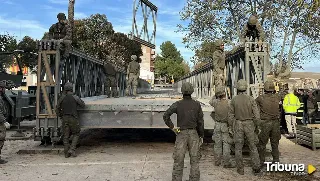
[215,86,225,97]
[57,13,66,20]
[181,82,194,95]
[0,80,5,88]
[264,81,275,91]
[248,15,258,25]
[236,79,247,91]
[215,39,224,47]
[64,82,73,91]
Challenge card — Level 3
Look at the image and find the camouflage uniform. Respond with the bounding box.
[49,13,72,59]
[103,62,118,98]
[256,81,281,167]
[240,15,265,43]
[209,86,234,168]
[163,82,204,181]
[0,81,7,164]
[126,55,140,96]
[56,82,85,158]
[229,79,261,175]
[212,39,225,88]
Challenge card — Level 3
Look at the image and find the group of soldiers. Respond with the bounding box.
[163,80,282,180]
[49,13,141,98]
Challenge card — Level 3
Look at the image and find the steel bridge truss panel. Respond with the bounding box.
[131,0,157,49]
[174,42,270,99]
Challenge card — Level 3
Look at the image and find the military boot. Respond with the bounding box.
[253,168,262,176]
[125,88,130,96]
[214,159,221,166]
[69,135,79,157]
[237,167,244,175]
[223,163,235,168]
[0,158,7,164]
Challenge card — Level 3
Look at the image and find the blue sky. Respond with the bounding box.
[0,0,318,72]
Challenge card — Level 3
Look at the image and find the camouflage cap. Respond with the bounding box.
[57,13,66,20]
[215,86,225,97]
[181,82,194,95]
[264,81,275,91]
[236,79,247,91]
[0,80,5,88]
[248,15,258,25]
[64,82,73,91]
[215,39,224,47]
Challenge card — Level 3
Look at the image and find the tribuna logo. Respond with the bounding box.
[265,162,306,175]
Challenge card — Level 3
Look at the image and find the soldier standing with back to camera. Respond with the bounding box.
[56,82,85,158]
[103,61,119,98]
[126,55,140,97]
[209,86,234,168]
[0,81,8,164]
[229,79,261,175]
[163,82,204,181]
[256,81,282,169]
[240,15,265,44]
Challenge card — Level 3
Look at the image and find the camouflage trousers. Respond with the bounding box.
[62,115,80,154]
[0,123,5,156]
[257,120,281,165]
[126,73,138,96]
[234,120,260,170]
[172,129,200,181]
[213,122,232,166]
[213,68,225,88]
[105,75,118,97]
[55,39,71,59]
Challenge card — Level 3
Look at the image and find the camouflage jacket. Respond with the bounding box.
[209,98,233,126]
[256,93,281,120]
[0,96,6,123]
[229,93,261,125]
[163,96,204,137]
[240,23,265,42]
[104,63,116,76]
[212,49,225,71]
[56,92,85,118]
[49,22,72,40]
[127,61,140,75]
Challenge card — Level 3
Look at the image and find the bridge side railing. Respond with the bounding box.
[174,42,270,99]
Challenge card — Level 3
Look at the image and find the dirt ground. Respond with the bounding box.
[0,128,319,181]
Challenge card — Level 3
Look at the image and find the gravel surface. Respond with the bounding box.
[0,129,319,181]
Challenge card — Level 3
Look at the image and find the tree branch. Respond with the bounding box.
[293,41,320,56]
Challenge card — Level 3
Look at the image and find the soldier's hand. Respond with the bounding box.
[258,40,262,46]
[4,122,10,129]
[228,128,234,136]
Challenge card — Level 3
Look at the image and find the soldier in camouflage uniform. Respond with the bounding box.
[0,81,7,164]
[256,81,282,168]
[212,39,226,88]
[103,62,119,98]
[163,82,204,181]
[56,82,85,158]
[240,15,265,44]
[229,79,261,175]
[49,13,72,59]
[125,55,140,97]
[209,86,234,168]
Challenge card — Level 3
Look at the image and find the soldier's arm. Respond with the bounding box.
[197,103,205,138]
[257,24,265,41]
[48,24,55,39]
[55,95,65,116]
[228,99,235,124]
[251,97,261,126]
[63,25,72,40]
[137,64,140,77]
[240,25,248,42]
[127,63,130,75]
[208,96,216,106]
[212,51,220,69]
[163,102,178,129]
[73,95,86,108]
[226,100,233,128]
[0,101,6,122]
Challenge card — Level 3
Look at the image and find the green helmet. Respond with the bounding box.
[64,82,73,91]
[215,86,225,97]
[264,81,275,91]
[131,55,137,61]
[248,15,258,25]
[215,39,224,47]
[236,79,247,91]
[0,81,5,88]
[57,13,66,20]
[181,82,194,94]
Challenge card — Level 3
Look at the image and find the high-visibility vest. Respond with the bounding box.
[283,93,301,114]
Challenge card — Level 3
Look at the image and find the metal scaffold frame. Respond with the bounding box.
[34,40,127,143]
[174,42,270,99]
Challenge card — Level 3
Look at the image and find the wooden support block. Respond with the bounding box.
[307,124,320,129]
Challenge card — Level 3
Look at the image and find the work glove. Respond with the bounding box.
[4,122,10,129]
[228,128,234,136]
[172,127,180,135]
